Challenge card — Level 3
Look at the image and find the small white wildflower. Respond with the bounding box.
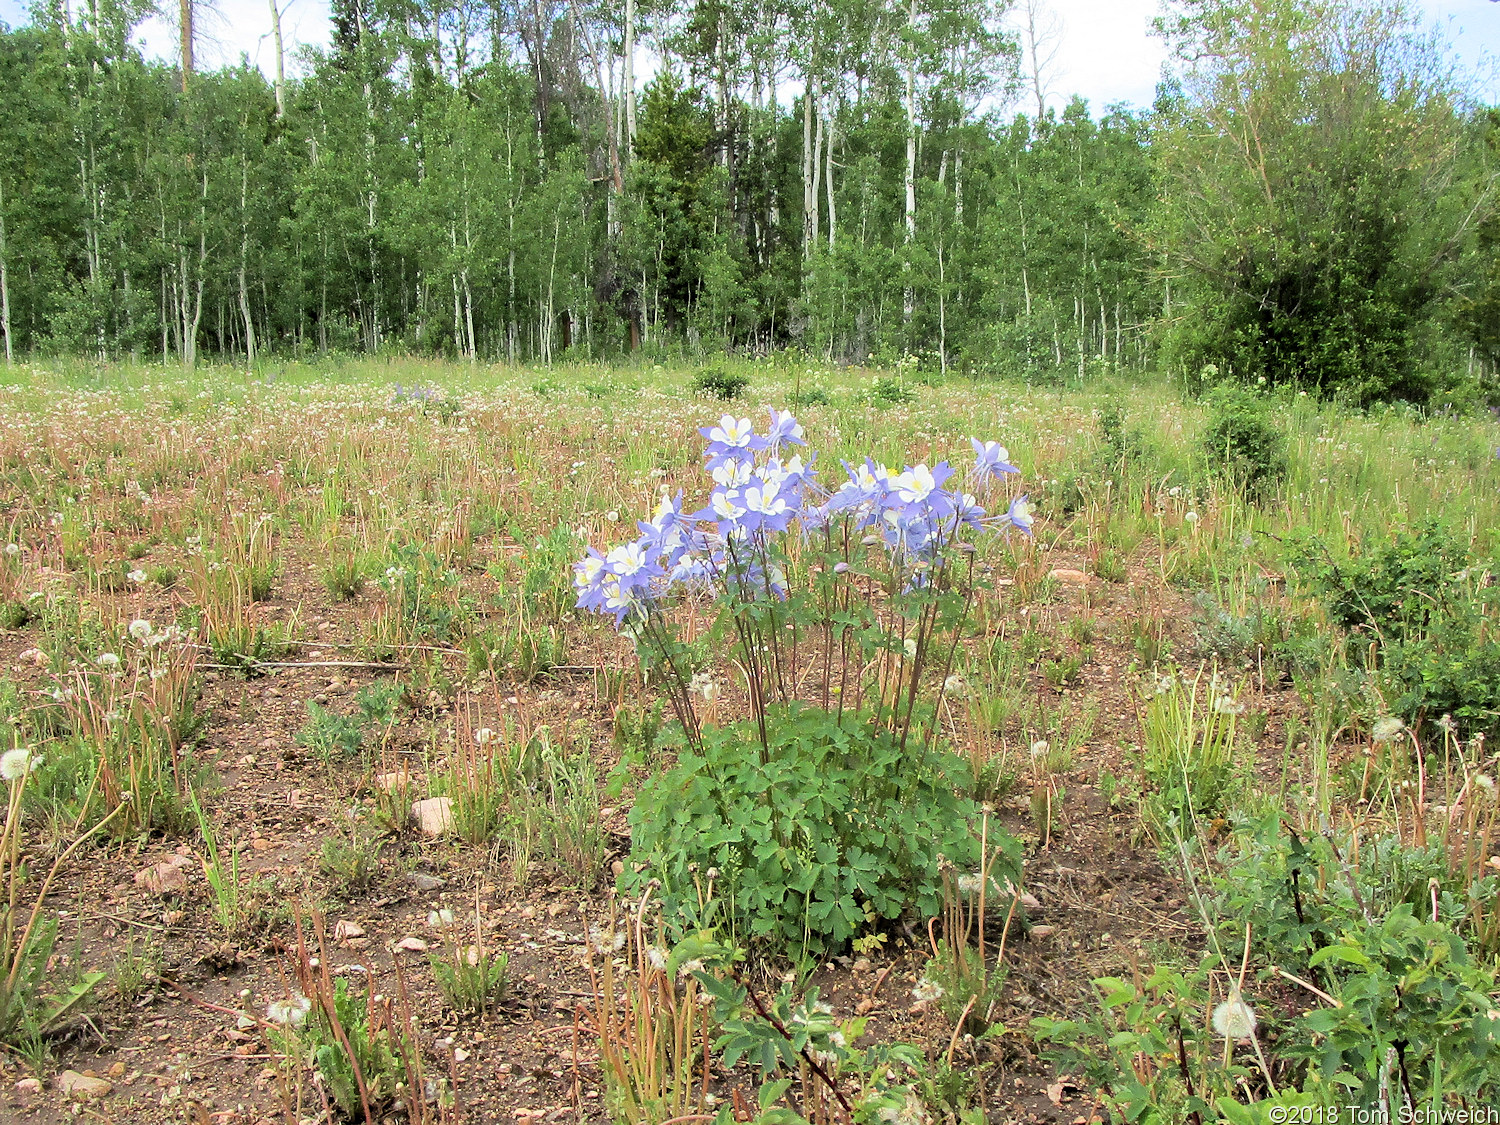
[129,619,153,641]
[903,638,918,659]
[1211,990,1258,1039]
[266,993,312,1026]
[128,569,147,584]
[646,946,668,970]
[96,652,120,669]
[3,543,18,557]
[911,977,944,1002]
[1,747,36,782]
[1372,717,1405,744]
[473,727,497,747]
[1184,510,1200,525]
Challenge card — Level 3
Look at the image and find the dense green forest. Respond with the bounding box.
[0,0,1495,402]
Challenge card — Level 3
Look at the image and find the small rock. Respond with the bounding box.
[394,937,429,953]
[15,1077,40,1093]
[611,860,625,878]
[411,796,455,836]
[334,920,366,941]
[57,1070,112,1099]
[1030,925,1056,938]
[135,856,192,895]
[407,872,444,892]
[374,771,411,793]
[1018,891,1042,911]
[1048,568,1088,584]
[108,1063,125,1078]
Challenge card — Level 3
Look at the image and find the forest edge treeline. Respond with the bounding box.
[0,0,1496,407]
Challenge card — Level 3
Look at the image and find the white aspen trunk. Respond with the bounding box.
[1015,162,1031,318]
[505,123,517,360]
[359,6,380,351]
[810,89,823,250]
[903,0,917,327]
[462,195,477,363]
[954,147,962,223]
[179,0,193,91]
[544,207,561,365]
[238,160,256,371]
[624,0,637,147]
[268,0,286,116]
[452,271,463,357]
[825,103,836,252]
[937,238,946,375]
[802,81,815,258]
[463,268,476,363]
[0,179,11,364]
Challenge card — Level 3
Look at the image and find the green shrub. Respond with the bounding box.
[1289,519,1500,738]
[689,367,749,400]
[870,375,915,406]
[1199,383,1287,494]
[1210,818,1500,1106]
[624,703,1006,958]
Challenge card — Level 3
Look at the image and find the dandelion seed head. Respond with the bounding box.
[0,747,36,782]
[911,977,944,1002]
[1211,991,1257,1039]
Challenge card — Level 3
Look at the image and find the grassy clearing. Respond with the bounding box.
[0,357,1496,1121]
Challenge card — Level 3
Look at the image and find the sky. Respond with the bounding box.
[1,0,1497,113]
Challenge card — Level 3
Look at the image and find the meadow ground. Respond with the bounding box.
[0,356,1496,1124]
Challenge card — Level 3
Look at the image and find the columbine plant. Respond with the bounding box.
[574,409,1032,757]
[575,410,1032,955]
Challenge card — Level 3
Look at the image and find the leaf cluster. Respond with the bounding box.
[625,703,995,958]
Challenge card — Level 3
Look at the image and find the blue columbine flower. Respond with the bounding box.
[1003,494,1035,536]
[572,546,609,611]
[574,416,1033,631]
[702,415,766,471]
[970,438,1019,482]
[765,408,806,451]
